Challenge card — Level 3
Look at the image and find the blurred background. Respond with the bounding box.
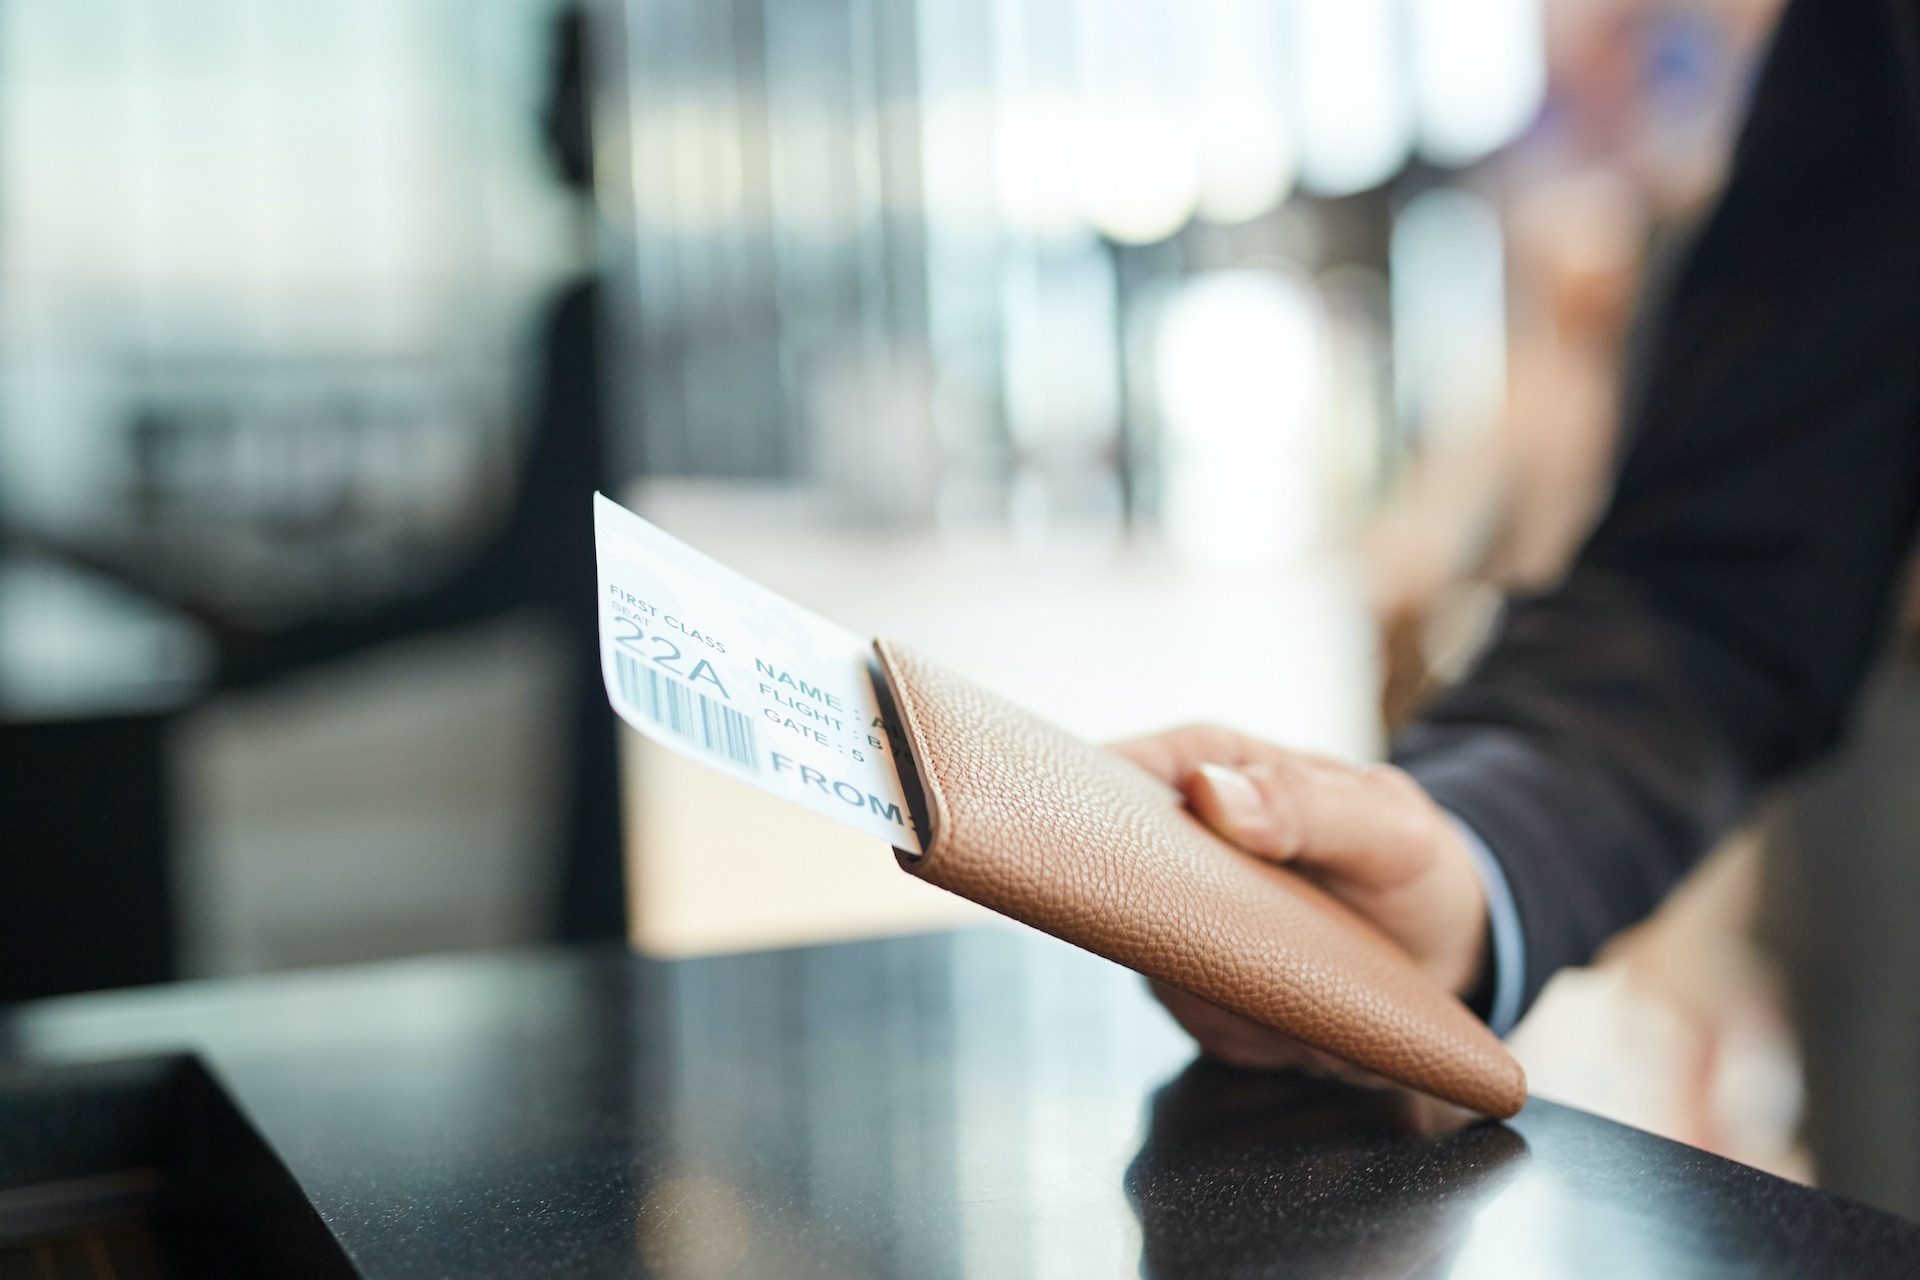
[11,0,1916,1221]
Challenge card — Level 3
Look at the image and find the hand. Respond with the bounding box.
[1109,725,1490,1073]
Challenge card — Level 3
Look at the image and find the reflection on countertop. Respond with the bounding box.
[1130,1062,1529,1278]
[5,929,1916,1278]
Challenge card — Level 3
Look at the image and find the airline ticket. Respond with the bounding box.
[593,493,924,854]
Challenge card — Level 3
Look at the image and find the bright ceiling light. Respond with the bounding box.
[1156,269,1325,566]
[1075,112,1200,245]
[1290,0,1412,197]
[1194,113,1296,226]
[995,92,1087,238]
[1188,0,1296,225]
[1410,0,1546,166]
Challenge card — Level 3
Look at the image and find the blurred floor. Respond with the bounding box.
[172,616,566,977]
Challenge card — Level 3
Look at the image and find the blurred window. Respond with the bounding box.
[0,0,581,622]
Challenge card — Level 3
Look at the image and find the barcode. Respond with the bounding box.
[616,651,758,771]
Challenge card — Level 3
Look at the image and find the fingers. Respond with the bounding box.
[1150,980,1481,1133]
[1149,980,1325,1072]
[1110,723,1345,784]
[1113,724,1490,997]
[1185,755,1444,893]
[1109,724,1261,786]
[1112,725,1444,890]
[1148,981,1393,1086]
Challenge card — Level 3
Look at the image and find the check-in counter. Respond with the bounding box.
[4,930,1915,1278]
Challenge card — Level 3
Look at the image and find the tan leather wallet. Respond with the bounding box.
[873,638,1527,1119]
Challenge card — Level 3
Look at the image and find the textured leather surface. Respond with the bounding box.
[875,638,1527,1118]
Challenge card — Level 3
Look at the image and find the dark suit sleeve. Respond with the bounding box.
[1394,0,1920,1013]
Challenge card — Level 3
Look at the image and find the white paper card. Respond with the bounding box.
[593,493,922,854]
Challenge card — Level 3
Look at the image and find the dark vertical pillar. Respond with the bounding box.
[0,715,176,1002]
[1766,646,1920,1220]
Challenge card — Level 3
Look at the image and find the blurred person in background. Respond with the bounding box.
[1362,0,1809,1183]
[202,5,626,942]
[1121,0,1920,1214]
[1372,0,1782,721]
[1,4,625,1000]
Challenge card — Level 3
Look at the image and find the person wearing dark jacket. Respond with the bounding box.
[1119,0,1920,1063]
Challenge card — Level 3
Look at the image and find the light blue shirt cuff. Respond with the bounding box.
[1446,812,1525,1038]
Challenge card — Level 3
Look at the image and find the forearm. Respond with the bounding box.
[1395,570,1751,1012]
[1393,0,1920,1022]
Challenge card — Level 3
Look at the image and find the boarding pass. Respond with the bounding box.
[593,493,923,854]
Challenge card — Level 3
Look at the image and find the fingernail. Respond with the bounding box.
[1196,763,1267,836]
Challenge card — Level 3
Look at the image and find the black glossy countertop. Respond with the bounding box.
[3,929,1916,1278]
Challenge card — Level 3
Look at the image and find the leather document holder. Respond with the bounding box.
[872,638,1528,1119]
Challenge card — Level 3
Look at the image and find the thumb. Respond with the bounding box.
[1185,756,1443,893]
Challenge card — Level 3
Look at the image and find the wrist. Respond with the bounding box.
[1459,922,1498,1018]
[1445,811,1525,1036]
[1422,812,1492,1000]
